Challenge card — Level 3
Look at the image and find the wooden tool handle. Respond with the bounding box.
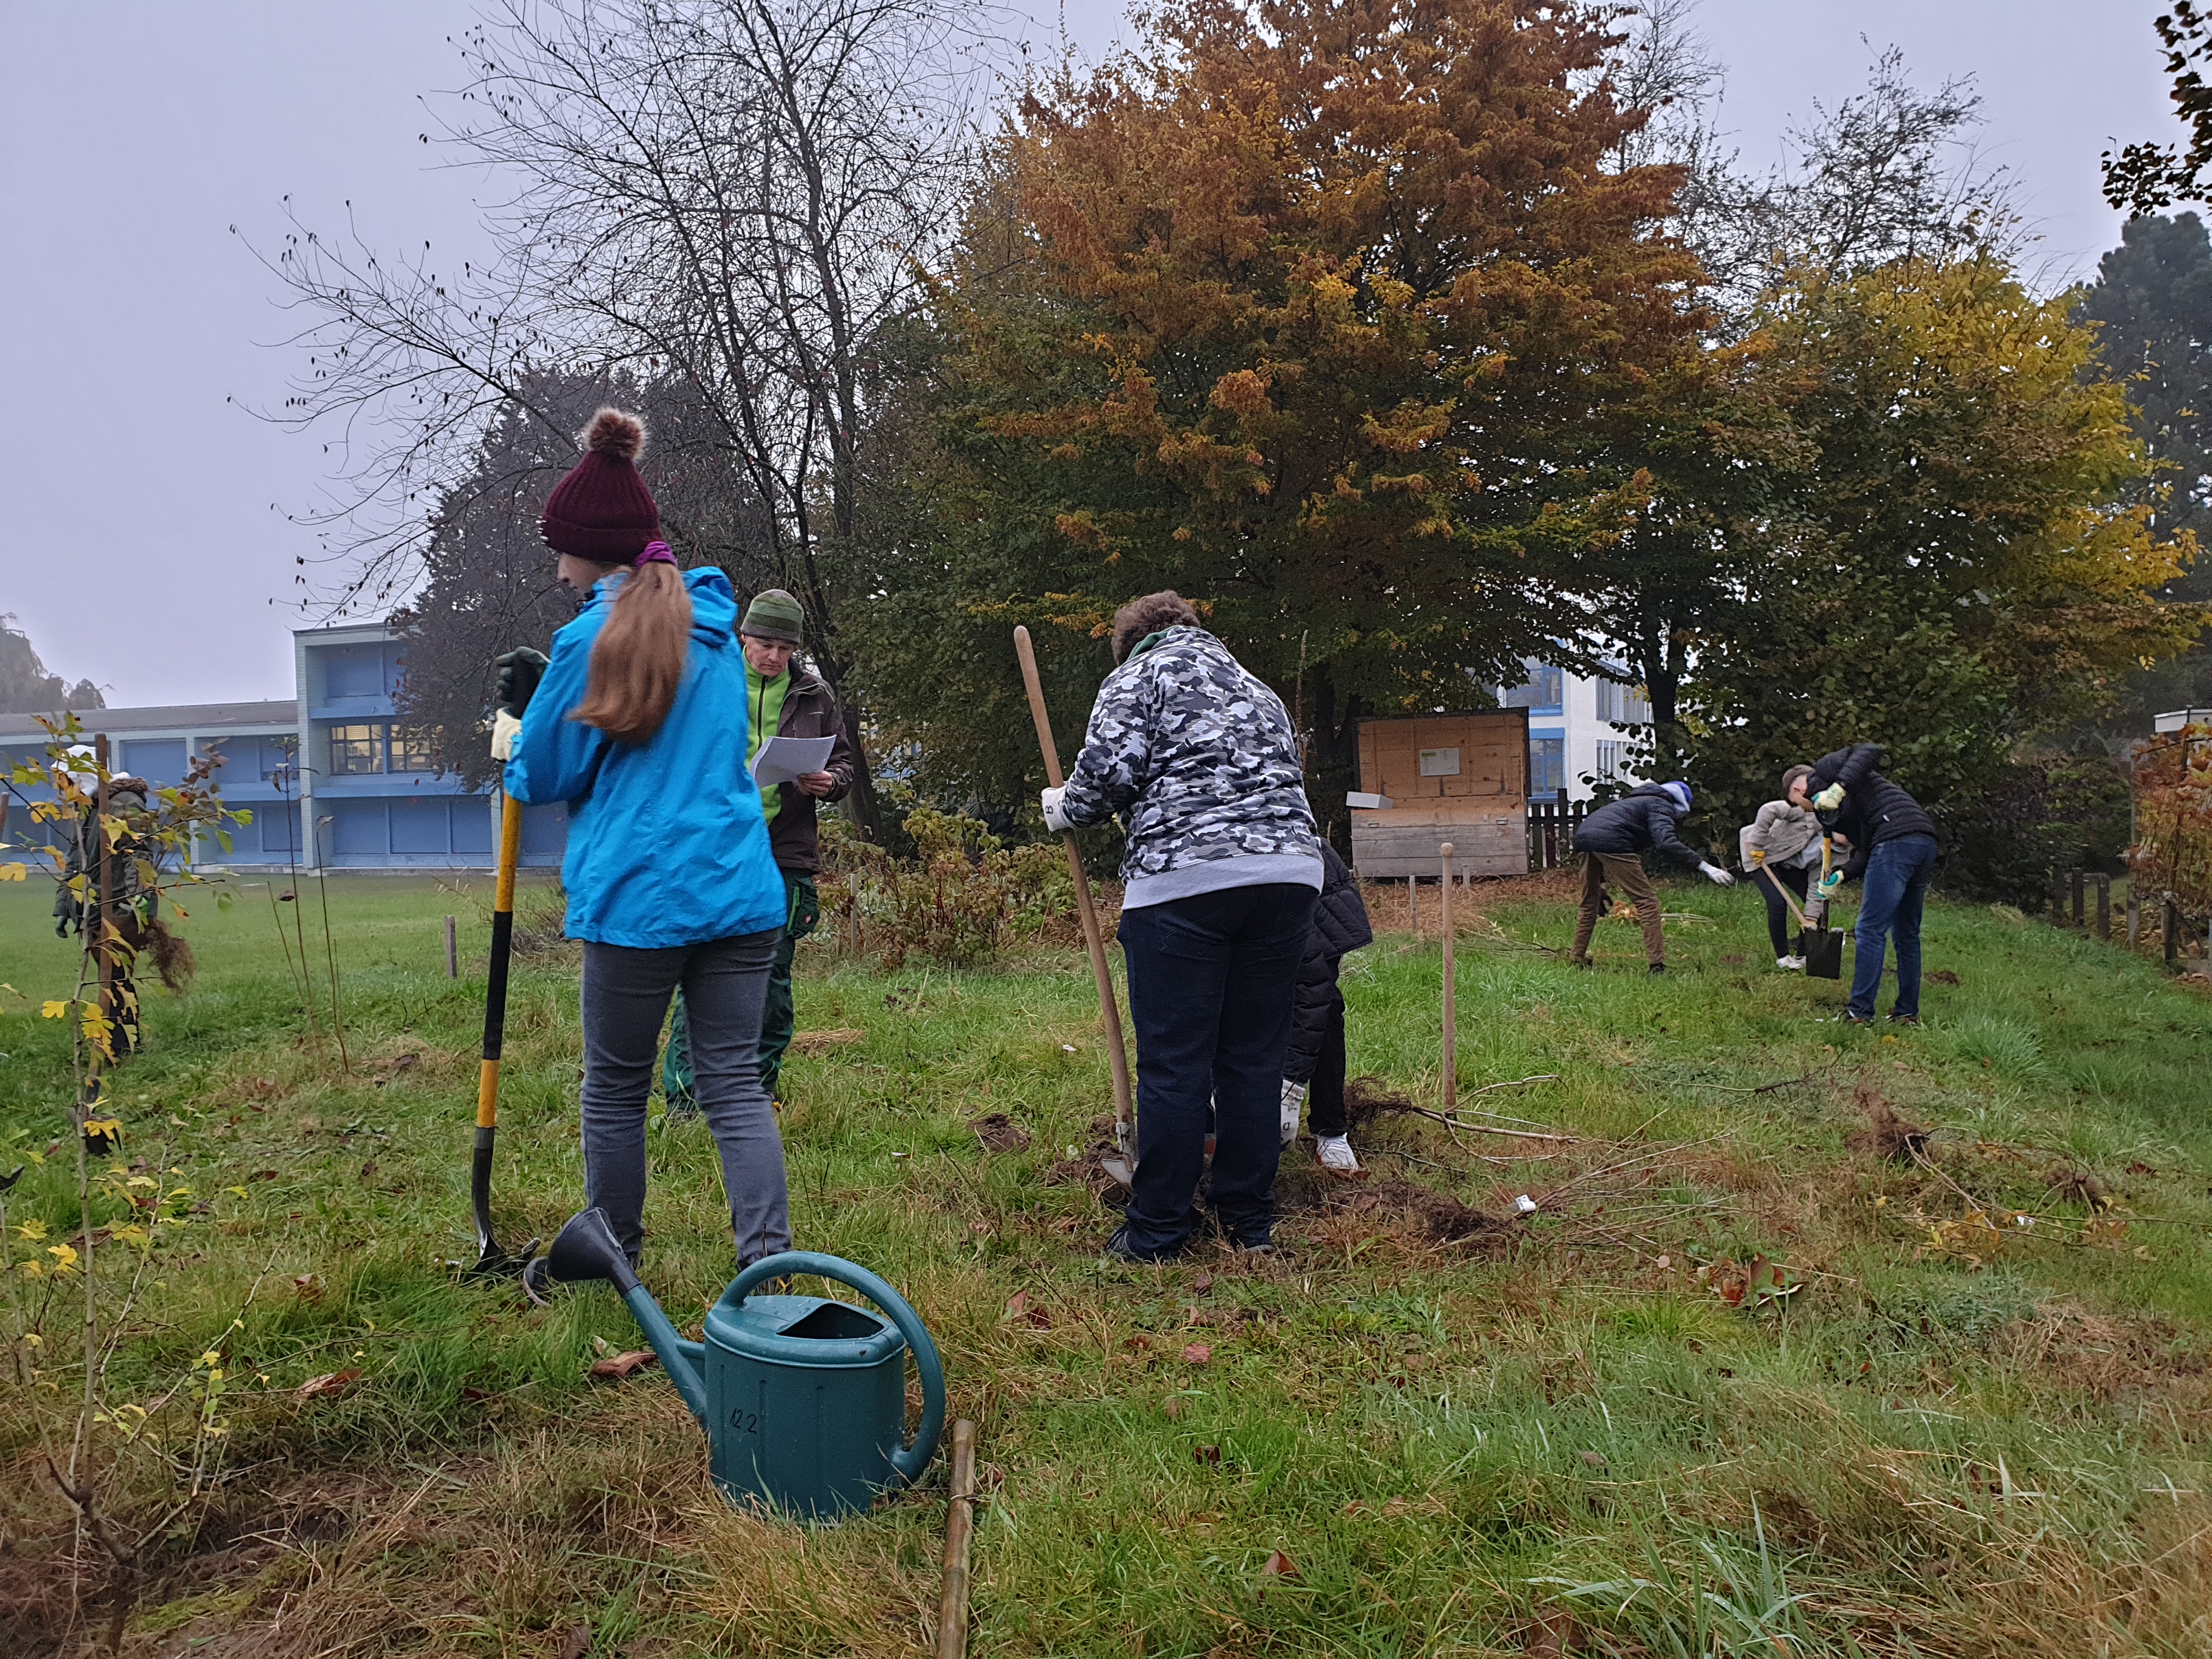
[1013,627,1133,1135]
[935,1419,978,1659]
[1440,843,1456,1112]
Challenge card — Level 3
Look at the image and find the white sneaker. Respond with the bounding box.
[1317,1135,1361,1176]
[1776,955,1805,971]
[1279,1079,1308,1147]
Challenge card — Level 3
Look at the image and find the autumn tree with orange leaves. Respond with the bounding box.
[890,0,1709,823]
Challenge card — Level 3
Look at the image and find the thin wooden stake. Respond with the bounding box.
[1440,842,1456,1112]
[935,1419,979,1659]
[2095,873,2111,942]
[2128,887,2142,947]
[445,914,459,978]
[1408,874,1417,938]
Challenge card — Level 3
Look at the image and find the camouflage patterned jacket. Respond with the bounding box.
[1058,627,1321,908]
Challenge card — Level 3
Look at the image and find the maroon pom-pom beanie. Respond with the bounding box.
[540,409,662,561]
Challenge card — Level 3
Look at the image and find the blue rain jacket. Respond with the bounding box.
[504,566,786,947]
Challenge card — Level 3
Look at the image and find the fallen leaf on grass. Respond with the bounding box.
[1579,1449,1608,1470]
[250,1170,278,1182]
[1194,1443,1220,1464]
[1181,1343,1212,1365]
[1124,1334,1152,1351]
[1163,1399,1183,1420]
[557,1624,591,1659]
[292,1273,322,1300]
[1257,1549,1297,1599]
[460,1386,492,1402]
[1522,1608,1581,1657]
[1192,1273,1214,1294]
[589,1351,658,1380]
[298,1369,362,1400]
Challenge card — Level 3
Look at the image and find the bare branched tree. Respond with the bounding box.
[245,0,1001,836]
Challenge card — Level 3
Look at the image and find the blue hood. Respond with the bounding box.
[503,566,787,947]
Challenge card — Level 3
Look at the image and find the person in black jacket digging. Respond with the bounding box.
[1280,844,1374,1177]
[1568,781,1735,974]
[1803,744,1939,1026]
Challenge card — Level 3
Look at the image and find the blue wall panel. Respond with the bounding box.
[328,799,388,857]
[389,798,450,855]
[452,799,494,855]
[120,738,188,786]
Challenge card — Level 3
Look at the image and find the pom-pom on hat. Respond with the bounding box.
[540,409,662,561]
[1660,781,1692,813]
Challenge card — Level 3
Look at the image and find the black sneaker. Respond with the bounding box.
[1103,1225,1182,1265]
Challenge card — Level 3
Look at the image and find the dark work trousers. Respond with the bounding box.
[580,929,789,1266]
[1305,991,1349,1139]
[1116,882,1317,1256]
[1755,862,1813,958]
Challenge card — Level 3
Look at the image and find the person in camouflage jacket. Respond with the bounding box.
[1044,593,1321,1262]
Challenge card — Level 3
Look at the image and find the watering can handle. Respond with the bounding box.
[730,1251,946,1488]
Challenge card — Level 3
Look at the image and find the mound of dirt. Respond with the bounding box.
[1340,1177,1513,1245]
[1845,1087,1930,1164]
[971,1112,1031,1153]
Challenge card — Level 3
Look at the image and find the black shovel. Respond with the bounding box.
[457,791,539,1279]
[1798,836,1845,980]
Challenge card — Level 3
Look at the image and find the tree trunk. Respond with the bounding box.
[1302,663,1364,855]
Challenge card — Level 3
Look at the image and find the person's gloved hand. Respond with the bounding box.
[1041,786,1074,834]
[1748,847,1767,865]
[1698,860,1736,887]
[495,647,550,718]
[490,708,523,762]
[1818,870,1844,899]
[1813,782,1846,811]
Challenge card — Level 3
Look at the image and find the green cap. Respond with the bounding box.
[741,588,806,644]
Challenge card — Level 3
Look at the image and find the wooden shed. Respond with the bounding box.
[1348,710,1530,879]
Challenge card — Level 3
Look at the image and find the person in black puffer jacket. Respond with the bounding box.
[1568,781,1736,973]
[1280,844,1373,1177]
[1804,744,1940,1025]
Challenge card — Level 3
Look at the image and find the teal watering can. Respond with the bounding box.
[534,1208,945,1520]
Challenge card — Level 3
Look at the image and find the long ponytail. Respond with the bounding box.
[569,555,693,744]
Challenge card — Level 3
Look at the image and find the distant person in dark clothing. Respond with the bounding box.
[1804,744,1939,1025]
[1568,781,1735,974]
[1280,844,1374,1177]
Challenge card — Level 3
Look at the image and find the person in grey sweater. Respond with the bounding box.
[1043,591,1321,1261]
[1740,765,1824,969]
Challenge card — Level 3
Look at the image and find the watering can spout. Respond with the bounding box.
[535,1207,710,1425]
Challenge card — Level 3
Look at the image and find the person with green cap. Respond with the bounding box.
[664,588,855,1111]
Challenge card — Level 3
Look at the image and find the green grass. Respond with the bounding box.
[3,871,2211,1657]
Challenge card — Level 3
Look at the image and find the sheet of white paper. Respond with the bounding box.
[751,734,837,787]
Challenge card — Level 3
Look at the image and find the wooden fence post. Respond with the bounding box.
[2166,899,2180,965]
[1408,874,1418,938]
[1439,843,1455,1112]
[2095,874,2110,942]
[444,914,458,978]
[2069,870,2084,929]
[2127,886,2141,948]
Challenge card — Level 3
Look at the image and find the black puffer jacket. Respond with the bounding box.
[1808,745,1936,879]
[1572,783,1701,870]
[1284,845,1373,1086]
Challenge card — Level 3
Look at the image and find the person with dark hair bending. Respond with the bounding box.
[493,408,792,1280]
[1042,591,1321,1261]
[1803,743,1939,1026]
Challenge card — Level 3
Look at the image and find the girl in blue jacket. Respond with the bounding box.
[494,409,791,1271]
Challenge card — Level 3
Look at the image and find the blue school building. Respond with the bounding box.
[1,622,568,872]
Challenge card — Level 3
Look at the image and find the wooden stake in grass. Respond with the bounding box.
[445,914,458,978]
[1440,842,1455,1113]
[935,1418,979,1659]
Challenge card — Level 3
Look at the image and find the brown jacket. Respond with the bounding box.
[763,665,854,876]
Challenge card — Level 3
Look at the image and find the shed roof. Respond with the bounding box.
[0,701,298,742]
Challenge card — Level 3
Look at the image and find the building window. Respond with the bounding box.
[1502,661,1564,714]
[1595,739,1624,780]
[328,723,383,775]
[1530,737,1565,797]
[387,727,437,774]
[1595,678,1652,725]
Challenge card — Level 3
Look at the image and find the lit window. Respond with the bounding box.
[387,727,437,773]
[1530,737,1565,797]
[328,724,383,775]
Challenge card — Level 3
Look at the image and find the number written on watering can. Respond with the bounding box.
[730,1408,761,1435]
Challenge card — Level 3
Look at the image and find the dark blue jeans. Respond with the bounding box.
[1849,833,1939,1019]
[1116,882,1317,1256]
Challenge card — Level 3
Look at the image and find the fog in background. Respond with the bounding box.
[0,0,2188,705]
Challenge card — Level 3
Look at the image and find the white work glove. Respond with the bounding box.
[1813,782,1846,811]
[1698,861,1736,887]
[1041,785,1074,834]
[1818,870,1844,900]
[490,708,523,762]
[1279,1079,1308,1147]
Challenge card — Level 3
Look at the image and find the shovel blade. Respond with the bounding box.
[1101,1155,1135,1189]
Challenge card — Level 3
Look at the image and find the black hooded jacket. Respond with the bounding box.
[1572,783,1702,870]
[1283,844,1373,1086]
[1807,746,1936,879]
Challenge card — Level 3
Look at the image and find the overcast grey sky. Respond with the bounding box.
[0,1,2188,706]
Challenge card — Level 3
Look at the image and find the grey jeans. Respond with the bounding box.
[580,930,790,1265]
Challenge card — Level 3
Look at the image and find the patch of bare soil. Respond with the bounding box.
[970,1112,1030,1153]
[1998,1305,2212,1410]
[1042,1118,1131,1205]
[1845,1084,1931,1164]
